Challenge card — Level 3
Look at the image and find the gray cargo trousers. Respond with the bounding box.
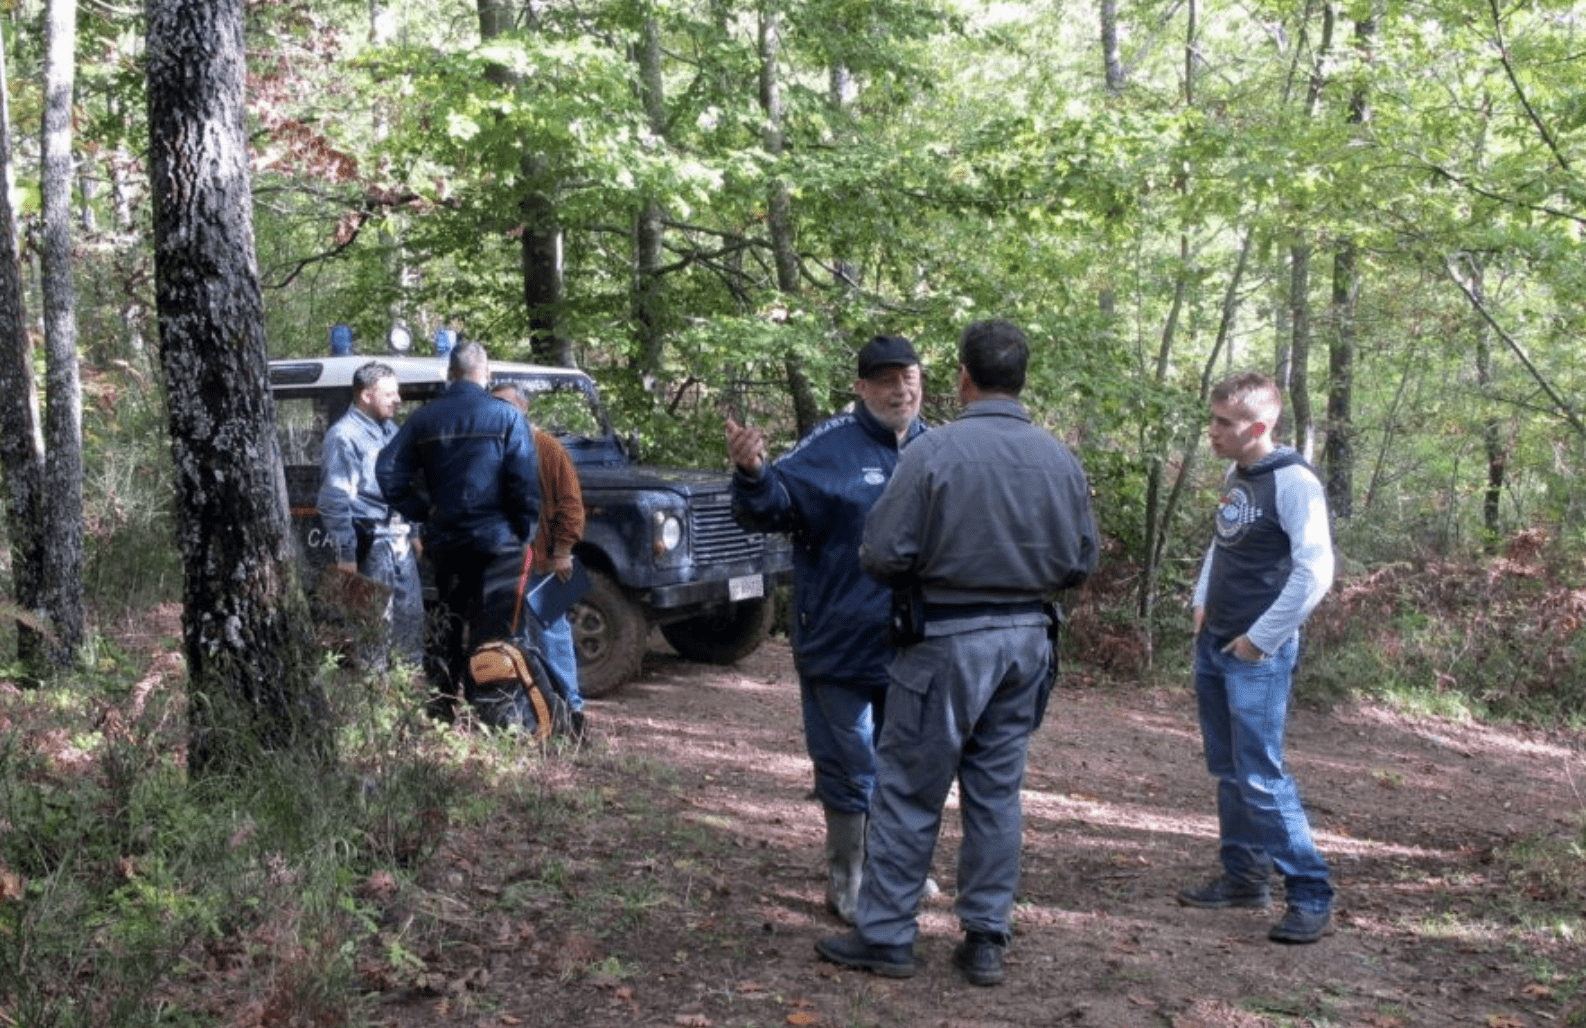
[853,613,1052,946]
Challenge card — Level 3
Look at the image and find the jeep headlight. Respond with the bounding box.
[652,510,683,556]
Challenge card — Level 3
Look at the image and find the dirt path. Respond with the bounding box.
[375,636,1586,1028]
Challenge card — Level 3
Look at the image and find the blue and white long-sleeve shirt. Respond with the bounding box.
[1193,446,1334,654]
[317,406,399,565]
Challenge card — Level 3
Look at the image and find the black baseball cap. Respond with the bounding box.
[856,335,920,379]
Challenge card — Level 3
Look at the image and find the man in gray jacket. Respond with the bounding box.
[316,360,424,670]
[816,319,1098,987]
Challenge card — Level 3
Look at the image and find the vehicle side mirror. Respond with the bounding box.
[625,430,641,461]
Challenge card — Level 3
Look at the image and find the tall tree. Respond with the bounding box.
[145,0,327,776]
[0,15,48,673]
[1286,0,1334,460]
[632,6,669,384]
[38,0,85,667]
[1324,9,1373,519]
[758,0,819,435]
[477,0,572,367]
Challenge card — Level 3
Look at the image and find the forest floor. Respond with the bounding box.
[338,632,1586,1028]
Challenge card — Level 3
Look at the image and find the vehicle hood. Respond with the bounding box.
[574,463,732,497]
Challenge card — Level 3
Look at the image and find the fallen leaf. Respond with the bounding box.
[787,1014,817,1026]
[1521,982,1554,1000]
[675,1014,711,1027]
[1486,1016,1523,1028]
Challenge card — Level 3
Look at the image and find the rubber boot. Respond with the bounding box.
[824,808,866,924]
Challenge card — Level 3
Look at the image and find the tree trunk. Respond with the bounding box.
[758,0,819,435]
[476,0,571,367]
[632,11,668,384]
[1323,10,1373,519]
[0,17,47,675]
[145,0,328,777]
[1325,241,1357,517]
[1101,0,1125,93]
[39,0,85,667]
[1468,255,1503,547]
[1289,238,1312,457]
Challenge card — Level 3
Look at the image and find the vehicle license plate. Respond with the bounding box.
[728,574,764,601]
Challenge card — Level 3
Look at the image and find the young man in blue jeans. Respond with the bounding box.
[1181,371,1336,944]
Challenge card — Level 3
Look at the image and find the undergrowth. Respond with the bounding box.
[1304,527,1586,725]
[0,650,594,1028]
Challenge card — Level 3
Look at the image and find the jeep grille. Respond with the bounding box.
[690,494,767,563]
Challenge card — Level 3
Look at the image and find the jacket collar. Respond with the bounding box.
[958,397,1030,423]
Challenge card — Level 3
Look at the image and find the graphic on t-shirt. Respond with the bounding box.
[862,468,886,486]
[1214,482,1263,544]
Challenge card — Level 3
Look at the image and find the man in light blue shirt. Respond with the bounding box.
[316,361,425,670]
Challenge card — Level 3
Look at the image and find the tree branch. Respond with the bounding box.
[1487,0,1570,174]
[1444,253,1586,438]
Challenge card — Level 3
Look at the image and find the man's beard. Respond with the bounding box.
[868,402,916,436]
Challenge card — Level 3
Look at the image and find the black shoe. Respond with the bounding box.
[1177,875,1272,909]
[569,710,587,741]
[952,931,1006,986]
[1269,906,1332,944]
[814,931,919,978]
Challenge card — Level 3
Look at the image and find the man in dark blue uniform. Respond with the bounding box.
[817,319,1097,987]
[376,342,540,724]
[727,336,926,924]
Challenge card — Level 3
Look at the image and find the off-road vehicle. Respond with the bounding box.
[269,355,791,696]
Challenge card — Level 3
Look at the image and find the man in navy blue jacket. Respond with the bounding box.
[727,336,926,924]
[376,342,540,722]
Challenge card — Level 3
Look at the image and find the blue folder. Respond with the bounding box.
[526,558,593,628]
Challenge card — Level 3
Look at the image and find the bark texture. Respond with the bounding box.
[0,16,47,674]
[145,0,326,776]
[40,0,85,666]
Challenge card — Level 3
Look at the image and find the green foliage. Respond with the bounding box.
[0,651,478,1028]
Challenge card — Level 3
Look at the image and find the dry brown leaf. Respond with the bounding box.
[1486,1016,1523,1028]
[786,1014,818,1026]
[1521,981,1554,1000]
[0,866,24,902]
[674,1014,712,1027]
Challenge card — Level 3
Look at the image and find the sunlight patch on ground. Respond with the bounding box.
[1023,787,1465,865]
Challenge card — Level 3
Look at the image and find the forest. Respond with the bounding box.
[0,0,1584,1025]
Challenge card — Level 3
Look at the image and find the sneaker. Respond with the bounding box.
[1177,875,1272,909]
[952,931,1006,986]
[814,931,919,978]
[1268,906,1331,944]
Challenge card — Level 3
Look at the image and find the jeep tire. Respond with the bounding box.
[658,595,775,666]
[569,568,647,698]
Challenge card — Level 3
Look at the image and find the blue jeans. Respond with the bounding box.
[361,532,425,670]
[801,674,888,814]
[1193,631,1332,911]
[530,570,584,712]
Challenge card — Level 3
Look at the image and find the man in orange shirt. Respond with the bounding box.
[494,382,588,734]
